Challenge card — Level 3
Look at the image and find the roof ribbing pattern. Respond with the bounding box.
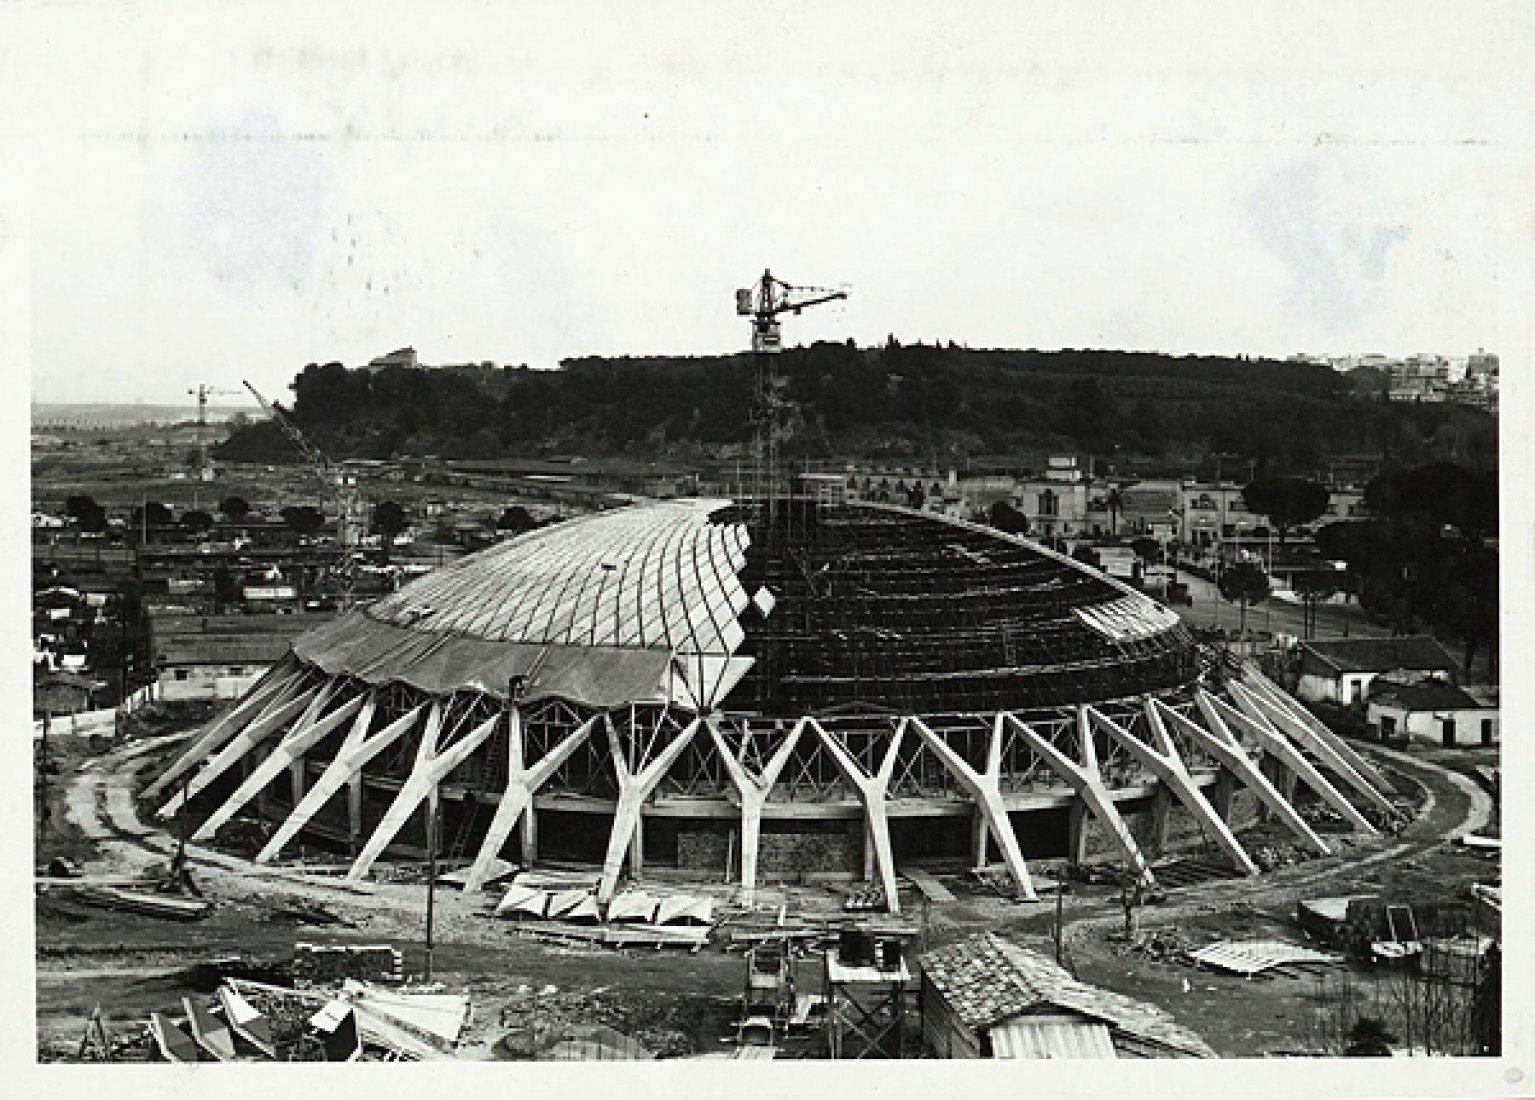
[368,498,749,655]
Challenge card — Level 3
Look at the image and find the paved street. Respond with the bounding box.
[1168,570,1391,641]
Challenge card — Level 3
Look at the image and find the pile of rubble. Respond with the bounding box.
[147,977,472,1062]
[492,984,712,1060]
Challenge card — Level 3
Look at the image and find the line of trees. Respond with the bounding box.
[213,348,1496,469]
[1315,463,1497,678]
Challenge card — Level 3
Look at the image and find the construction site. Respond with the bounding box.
[33,272,1502,1065]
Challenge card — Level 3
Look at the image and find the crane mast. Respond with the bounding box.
[734,269,848,514]
[186,382,240,480]
[243,380,358,610]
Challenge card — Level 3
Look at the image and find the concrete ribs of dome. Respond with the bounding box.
[149,664,1398,912]
[278,498,1197,718]
[304,499,755,712]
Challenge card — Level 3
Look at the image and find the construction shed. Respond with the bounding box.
[918,933,1214,1059]
[1296,636,1459,705]
[1366,680,1498,748]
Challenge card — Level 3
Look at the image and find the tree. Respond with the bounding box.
[1240,477,1330,544]
[1071,544,1103,571]
[281,504,326,537]
[1218,561,1270,634]
[371,500,408,562]
[181,509,214,533]
[1130,537,1160,564]
[496,505,538,535]
[1103,485,1126,537]
[1365,463,1497,545]
[1292,569,1339,640]
[219,496,251,523]
[129,500,174,542]
[64,494,107,533]
[212,564,239,613]
[1344,1016,1397,1057]
[988,500,1030,536]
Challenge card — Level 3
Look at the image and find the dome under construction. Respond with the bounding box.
[147,498,1396,910]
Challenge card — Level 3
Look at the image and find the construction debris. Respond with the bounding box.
[265,898,350,926]
[439,858,517,890]
[218,983,276,1057]
[843,885,887,911]
[1185,940,1341,977]
[1458,833,1500,852]
[292,943,404,987]
[902,868,956,903]
[490,884,716,950]
[142,977,471,1063]
[148,1011,199,1063]
[72,885,213,921]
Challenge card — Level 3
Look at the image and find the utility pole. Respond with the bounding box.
[37,714,50,857]
[1053,877,1069,965]
[424,798,440,981]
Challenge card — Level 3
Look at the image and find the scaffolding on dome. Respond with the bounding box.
[143,499,1398,916]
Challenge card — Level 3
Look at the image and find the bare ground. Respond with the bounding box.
[34,722,1497,1061]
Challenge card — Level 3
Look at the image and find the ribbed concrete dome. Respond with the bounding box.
[287,498,1197,717]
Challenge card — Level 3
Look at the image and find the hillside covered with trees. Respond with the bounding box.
[216,343,1496,474]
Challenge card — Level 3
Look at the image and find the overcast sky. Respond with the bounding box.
[11,1,1534,405]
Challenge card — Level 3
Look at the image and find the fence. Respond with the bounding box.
[33,682,159,740]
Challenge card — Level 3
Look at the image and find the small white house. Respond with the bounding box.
[1297,636,1460,705]
[1367,681,1498,748]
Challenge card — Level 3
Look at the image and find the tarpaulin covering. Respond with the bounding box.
[290,610,675,709]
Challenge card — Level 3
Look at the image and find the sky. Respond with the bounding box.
[8,1,1534,407]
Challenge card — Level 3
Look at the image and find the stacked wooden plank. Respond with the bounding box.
[1185,940,1341,977]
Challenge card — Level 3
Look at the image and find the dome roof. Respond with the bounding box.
[289,499,1196,716]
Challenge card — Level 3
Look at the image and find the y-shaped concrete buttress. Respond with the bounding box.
[191,692,369,842]
[1151,698,1330,856]
[1087,705,1259,875]
[154,687,320,820]
[597,717,703,903]
[142,661,302,802]
[461,712,597,893]
[1227,680,1396,818]
[810,719,905,914]
[1240,666,1394,794]
[707,717,806,906]
[348,709,500,880]
[1005,712,1154,887]
[1196,690,1376,835]
[255,703,429,864]
[909,716,1037,900]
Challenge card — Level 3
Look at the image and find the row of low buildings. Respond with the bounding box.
[818,458,1369,547]
[1294,349,1500,411]
[1295,635,1498,749]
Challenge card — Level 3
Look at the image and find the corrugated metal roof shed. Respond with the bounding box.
[990,1016,1116,1060]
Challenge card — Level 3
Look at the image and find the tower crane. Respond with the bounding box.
[243,381,359,609]
[735,269,848,355]
[734,268,848,510]
[186,383,241,480]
